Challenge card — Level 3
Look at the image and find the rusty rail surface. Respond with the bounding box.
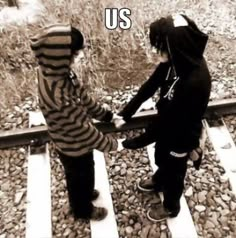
[0,98,236,149]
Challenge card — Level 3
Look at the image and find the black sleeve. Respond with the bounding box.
[122,132,155,149]
[100,110,113,122]
[119,63,170,121]
[122,115,160,149]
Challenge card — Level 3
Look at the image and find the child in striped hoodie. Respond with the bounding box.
[30,24,120,221]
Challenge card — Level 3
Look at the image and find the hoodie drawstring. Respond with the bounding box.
[163,75,179,100]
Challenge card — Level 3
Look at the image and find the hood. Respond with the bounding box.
[150,14,208,77]
[30,23,72,79]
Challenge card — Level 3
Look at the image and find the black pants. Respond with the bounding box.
[58,151,95,218]
[153,144,188,215]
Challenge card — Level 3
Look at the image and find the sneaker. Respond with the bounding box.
[90,206,108,221]
[147,203,178,222]
[150,193,162,205]
[137,178,155,192]
[92,189,99,201]
[74,206,108,221]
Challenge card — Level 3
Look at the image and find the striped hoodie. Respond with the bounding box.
[30,24,118,157]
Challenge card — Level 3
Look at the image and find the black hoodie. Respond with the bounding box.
[119,15,211,153]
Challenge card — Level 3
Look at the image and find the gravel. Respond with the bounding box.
[185,141,236,238]
[49,151,91,238]
[0,4,236,233]
[0,147,27,238]
[107,146,171,238]
[1,86,236,238]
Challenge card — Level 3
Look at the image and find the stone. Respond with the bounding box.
[128,195,135,204]
[221,194,231,202]
[195,205,206,213]
[219,216,228,226]
[140,225,151,238]
[1,182,9,192]
[129,219,134,225]
[160,231,167,238]
[198,191,207,203]
[120,168,127,176]
[209,177,215,183]
[63,228,71,237]
[220,175,229,183]
[195,182,202,190]
[201,177,209,184]
[205,220,215,229]
[222,226,230,232]
[105,96,113,101]
[221,209,230,216]
[185,186,193,197]
[160,225,167,231]
[134,223,142,231]
[230,201,236,210]
[125,226,134,234]
[212,229,222,238]
[68,232,76,238]
[115,166,120,172]
[14,191,24,205]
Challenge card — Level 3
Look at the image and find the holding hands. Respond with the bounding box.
[112,113,126,128]
[117,139,126,151]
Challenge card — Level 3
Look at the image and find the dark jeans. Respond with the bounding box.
[58,151,95,218]
[153,144,188,215]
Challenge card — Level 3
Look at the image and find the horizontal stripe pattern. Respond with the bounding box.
[31,24,117,156]
[39,73,118,156]
[31,24,71,78]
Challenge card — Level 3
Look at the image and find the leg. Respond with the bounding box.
[147,148,188,222]
[162,153,188,216]
[152,144,168,192]
[58,151,95,218]
[137,144,166,193]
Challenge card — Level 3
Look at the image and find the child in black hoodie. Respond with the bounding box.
[119,14,211,221]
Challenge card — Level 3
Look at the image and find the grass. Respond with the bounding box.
[0,0,235,110]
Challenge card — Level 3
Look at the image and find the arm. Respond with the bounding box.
[119,63,169,121]
[123,75,210,151]
[51,79,118,153]
[73,79,113,122]
[122,115,159,149]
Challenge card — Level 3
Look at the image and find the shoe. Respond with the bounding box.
[137,178,155,192]
[147,203,178,222]
[90,206,108,221]
[92,189,99,201]
[74,206,108,221]
[150,193,162,205]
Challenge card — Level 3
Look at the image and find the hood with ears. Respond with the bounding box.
[150,14,208,77]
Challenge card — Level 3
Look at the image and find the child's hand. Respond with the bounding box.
[117,139,125,151]
[103,103,111,111]
[112,114,126,128]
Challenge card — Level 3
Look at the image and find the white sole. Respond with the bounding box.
[137,183,154,192]
[147,210,168,222]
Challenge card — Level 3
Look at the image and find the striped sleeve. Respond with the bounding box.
[86,124,118,152]
[74,81,110,121]
[51,80,118,154]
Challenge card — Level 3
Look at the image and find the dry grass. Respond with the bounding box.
[0,0,235,110]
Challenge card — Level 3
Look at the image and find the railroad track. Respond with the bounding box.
[0,98,236,150]
[1,98,236,238]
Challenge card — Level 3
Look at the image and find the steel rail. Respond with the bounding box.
[0,98,236,149]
